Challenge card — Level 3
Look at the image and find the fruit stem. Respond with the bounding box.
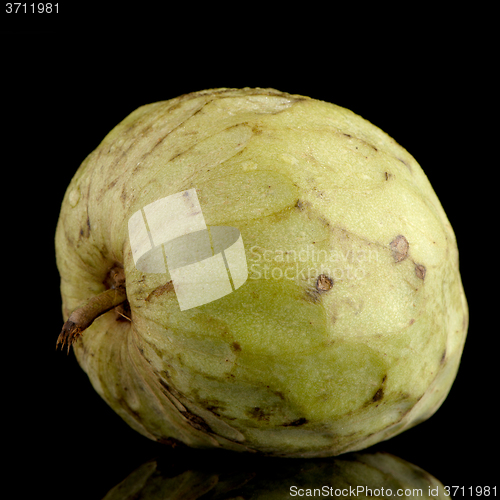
[56,286,127,354]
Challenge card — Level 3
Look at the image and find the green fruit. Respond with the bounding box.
[56,88,468,457]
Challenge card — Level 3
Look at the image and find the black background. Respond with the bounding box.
[3,17,494,500]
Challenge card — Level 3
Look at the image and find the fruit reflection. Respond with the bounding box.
[102,448,447,499]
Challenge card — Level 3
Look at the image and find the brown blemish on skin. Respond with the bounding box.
[398,158,412,172]
[372,388,384,402]
[440,350,446,364]
[247,407,270,421]
[390,235,409,262]
[231,341,242,352]
[372,375,387,404]
[204,402,226,416]
[157,378,214,433]
[283,417,308,427]
[80,215,92,238]
[304,275,333,303]
[158,378,172,394]
[106,179,118,191]
[318,216,331,228]
[274,391,285,400]
[341,131,378,152]
[251,124,263,135]
[305,289,321,303]
[120,185,128,205]
[181,409,213,433]
[316,274,334,291]
[415,264,426,280]
[146,280,174,302]
[295,199,311,211]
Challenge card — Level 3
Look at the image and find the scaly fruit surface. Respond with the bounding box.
[56,88,468,457]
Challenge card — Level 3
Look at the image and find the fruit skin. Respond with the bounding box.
[56,88,468,457]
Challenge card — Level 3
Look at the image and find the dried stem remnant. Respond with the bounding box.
[57,266,127,354]
[56,287,127,353]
